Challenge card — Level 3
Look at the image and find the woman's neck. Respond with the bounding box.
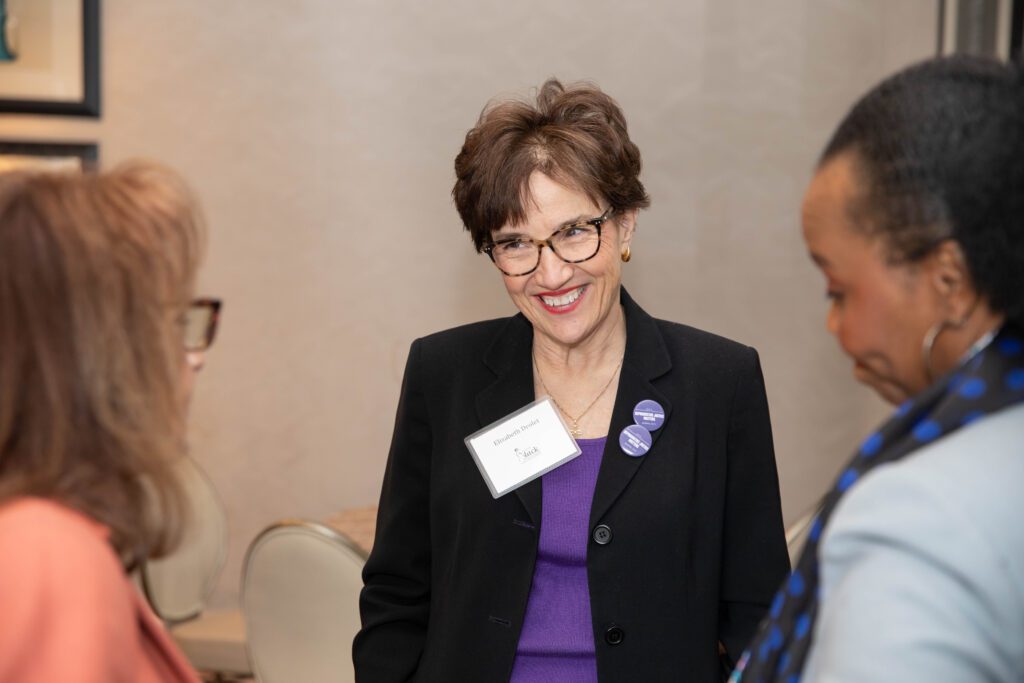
[532,303,627,376]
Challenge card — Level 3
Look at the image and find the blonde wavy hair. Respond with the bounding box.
[0,161,205,566]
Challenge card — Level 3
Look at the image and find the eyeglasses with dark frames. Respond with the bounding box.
[483,207,615,277]
[184,298,222,352]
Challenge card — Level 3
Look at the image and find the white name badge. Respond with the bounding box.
[464,397,582,498]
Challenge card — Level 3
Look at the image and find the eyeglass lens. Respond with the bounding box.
[184,303,217,351]
[492,224,601,275]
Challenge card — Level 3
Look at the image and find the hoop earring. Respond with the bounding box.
[922,309,976,383]
[621,246,631,263]
[922,293,980,383]
[921,321,948,384]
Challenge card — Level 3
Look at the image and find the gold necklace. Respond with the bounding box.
[534,351,624,439]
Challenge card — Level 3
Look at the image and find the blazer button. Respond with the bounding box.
[592,524,612,545]
[605,625,625,646]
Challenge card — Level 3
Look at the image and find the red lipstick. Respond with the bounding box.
[535,285,587,315]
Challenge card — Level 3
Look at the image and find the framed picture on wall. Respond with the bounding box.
[938,0,1024,60]
[0,0,101,116]
[0,140,98,172]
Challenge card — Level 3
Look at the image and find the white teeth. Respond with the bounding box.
[541,286,584,307]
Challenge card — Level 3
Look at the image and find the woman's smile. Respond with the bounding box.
[536,285,588,314]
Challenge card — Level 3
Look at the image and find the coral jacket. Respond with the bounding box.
[0,497,200,683]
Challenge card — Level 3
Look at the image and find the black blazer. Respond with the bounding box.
[355,290,788,682]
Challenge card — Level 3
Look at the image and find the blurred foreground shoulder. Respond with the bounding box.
[0,497,126,577]
[807,403,1024,682]
[0,497,136,682]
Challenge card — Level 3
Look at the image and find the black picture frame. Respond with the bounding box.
[0,140,99,171]
[1011,0,1023,61]
[0,0,101,117]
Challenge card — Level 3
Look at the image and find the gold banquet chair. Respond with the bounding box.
[140,456,250,681]
[242,520,368,683]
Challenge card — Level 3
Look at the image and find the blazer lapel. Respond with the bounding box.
[590,289,673,526]
[475,315,543,525]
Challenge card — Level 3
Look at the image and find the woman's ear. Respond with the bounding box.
[928,240,977,324]
[617,208,638,247]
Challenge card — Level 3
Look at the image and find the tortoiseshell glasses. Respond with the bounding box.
[483,207,614,277]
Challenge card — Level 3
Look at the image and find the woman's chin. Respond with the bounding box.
[535,321,589,348]
[528,303,592,347]
[853,364,909,405]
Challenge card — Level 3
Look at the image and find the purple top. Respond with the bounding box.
[509,437,606,683]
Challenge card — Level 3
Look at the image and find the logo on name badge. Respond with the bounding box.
[514,445,542,463]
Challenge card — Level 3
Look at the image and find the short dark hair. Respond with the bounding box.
[453,78,650,252]
[820,55,1024,326]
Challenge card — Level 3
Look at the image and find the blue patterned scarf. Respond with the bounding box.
[733,325,1024,682]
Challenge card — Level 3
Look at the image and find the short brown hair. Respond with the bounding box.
[453,78,650,251]
[0,162,204,566]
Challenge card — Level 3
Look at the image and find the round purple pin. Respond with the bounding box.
[619,424,652,457]
[632,399,665,431]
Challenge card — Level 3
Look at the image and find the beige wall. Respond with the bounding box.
[0,0,937,607]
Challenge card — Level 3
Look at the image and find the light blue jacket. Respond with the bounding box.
[804,402,1024,682]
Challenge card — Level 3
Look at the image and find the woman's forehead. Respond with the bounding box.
[494,173,603,236]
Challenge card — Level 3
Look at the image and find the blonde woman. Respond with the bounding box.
[0,164,220,682]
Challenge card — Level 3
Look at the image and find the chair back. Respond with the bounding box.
[142,456,228,624]
[242,520,367,683]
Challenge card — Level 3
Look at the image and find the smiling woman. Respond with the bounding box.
[354,79,790,682]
